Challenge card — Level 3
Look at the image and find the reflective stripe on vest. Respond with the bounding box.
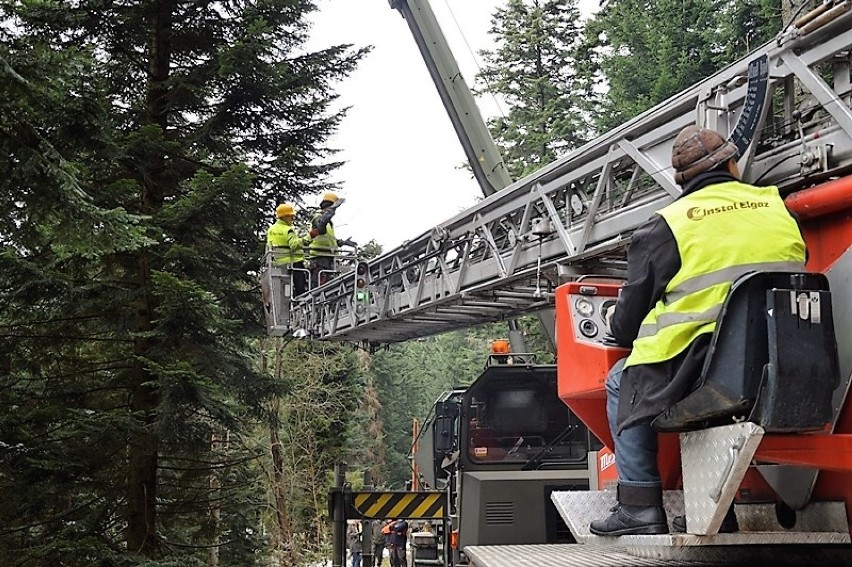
[309,212,337,258]
[624,180,806,367]
[661,260,805,305]
[267,220,304,264]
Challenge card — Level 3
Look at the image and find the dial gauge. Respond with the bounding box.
[575,298,595,318]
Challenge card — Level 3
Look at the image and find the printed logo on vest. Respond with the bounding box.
[686,200,769,220]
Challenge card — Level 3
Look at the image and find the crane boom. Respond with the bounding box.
[388,0,513,195]
[390,0,557,355]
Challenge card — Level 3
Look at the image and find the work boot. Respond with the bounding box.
[590,484,668,536]
[672,504,738,533]
[589,504,669,536]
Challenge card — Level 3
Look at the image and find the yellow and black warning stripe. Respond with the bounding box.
[349,491,446,520]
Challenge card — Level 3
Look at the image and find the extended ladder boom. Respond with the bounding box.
[293,8,852,346]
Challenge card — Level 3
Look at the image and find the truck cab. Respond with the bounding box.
[417,354,601,565]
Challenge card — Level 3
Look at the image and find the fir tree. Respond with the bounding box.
[476,0,592,179]
[579,0,783,132]
[0,0,365,563]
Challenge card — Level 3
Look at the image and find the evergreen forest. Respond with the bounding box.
[0,0,797,565]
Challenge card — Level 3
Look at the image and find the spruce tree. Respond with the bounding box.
[0,0,365,564]
[716,0,782,65]
[476,0,591,179]
[579,0,782,132]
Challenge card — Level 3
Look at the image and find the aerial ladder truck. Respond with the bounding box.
[267,0,852,565]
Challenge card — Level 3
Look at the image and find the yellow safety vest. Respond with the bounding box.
[624,181,806,368]
[309,211,337,258]
[266,220,305,264]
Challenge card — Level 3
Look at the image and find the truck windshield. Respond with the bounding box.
[466,381,587,465]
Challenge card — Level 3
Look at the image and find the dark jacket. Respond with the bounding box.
[387,519,408,547]
[611,169,804,431]
[371,521,387,546]
[347,524,362,553]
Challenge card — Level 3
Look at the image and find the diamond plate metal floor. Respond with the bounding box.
[464,543,852,566]
[551,490,849,549]
[464,488,852,566]
[464,544,688,566]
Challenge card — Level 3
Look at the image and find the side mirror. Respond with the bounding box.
[433,401,459,454]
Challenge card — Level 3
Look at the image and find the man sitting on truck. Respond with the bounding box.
[589,125,806,536]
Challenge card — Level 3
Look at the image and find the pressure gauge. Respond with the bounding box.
[575,298,595,318]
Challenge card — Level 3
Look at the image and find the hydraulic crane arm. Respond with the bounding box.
[389,0,513,196]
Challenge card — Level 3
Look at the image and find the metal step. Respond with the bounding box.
[293,9,852,346]
[465,544,688,567]
[465,540,852,567]
[550,489,849,560]
[679,422,763,535]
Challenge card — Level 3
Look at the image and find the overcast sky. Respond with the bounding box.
[305,0,597,251]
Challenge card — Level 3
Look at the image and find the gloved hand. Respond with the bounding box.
[338,238,357,247]
[317,209,335,229]
[604,303,616,331]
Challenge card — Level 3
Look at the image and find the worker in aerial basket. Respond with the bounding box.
[589,125,807,536]
[308,191,356,288]
[266,203,309,296]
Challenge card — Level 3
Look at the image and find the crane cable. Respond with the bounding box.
[439,0,509,124]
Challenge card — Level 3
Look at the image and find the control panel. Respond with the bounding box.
[555,278,629,449]
[568,283,619,345]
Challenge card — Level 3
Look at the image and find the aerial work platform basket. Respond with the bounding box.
[259,251,305,337]
[260,248,363,337]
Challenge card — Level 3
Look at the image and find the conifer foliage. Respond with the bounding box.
[579,0,783,131]
[476,0,592,178]
[0,0,364,564]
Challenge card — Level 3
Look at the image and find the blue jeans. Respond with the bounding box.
[606,359,661,488]
[350,550,361,567]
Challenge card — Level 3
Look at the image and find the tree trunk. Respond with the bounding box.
[269,344,296,566]
[127,365,160,554]
[208,432,228,567]
[127,0,174,555]
[269,397,292,561]
[781,0,797,27]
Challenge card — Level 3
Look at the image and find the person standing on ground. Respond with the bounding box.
[371,519,388,567]
[382,518,394,566]
[588,125,806,536]
[266,203,309,296]
[387,518,408,567]
[347,520,363,567]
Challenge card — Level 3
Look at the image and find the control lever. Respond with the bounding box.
[601,301,617,334]
[601,334,620,347]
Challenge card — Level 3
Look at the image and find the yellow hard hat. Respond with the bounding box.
[321,192,339,204]
[276,203,295,218]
